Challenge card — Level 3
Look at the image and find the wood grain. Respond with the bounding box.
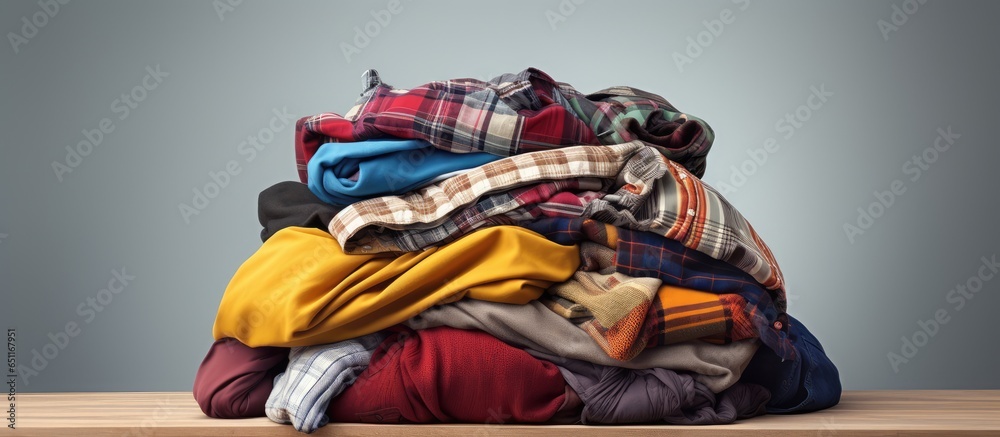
[8,390,1000,436]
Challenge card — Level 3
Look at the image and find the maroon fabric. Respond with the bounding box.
[327,327,568,424]
[192,338,289,418]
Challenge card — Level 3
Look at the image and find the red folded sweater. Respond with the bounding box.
[328,326,569,423]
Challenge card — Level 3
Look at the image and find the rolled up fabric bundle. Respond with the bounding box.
[192,338,288,419]
[306,138,499,206]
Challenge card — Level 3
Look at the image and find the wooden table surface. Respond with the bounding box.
[8,390,1000,436]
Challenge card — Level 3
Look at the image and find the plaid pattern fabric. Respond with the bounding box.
[329,142,786,311]
[585,159,787,305]
[265,332,387,433]
[540,295,593,319]
[544,270,756,361]
[572,85,714,178]
[643,286,750,347]
[294,68,713,181]
[344,178,608,254]
[328,142,665,253]
[524,217,795,361]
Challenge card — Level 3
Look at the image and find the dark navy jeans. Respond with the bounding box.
[740,315,841,413]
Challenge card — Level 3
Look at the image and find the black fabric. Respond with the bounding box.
[258,181,342,242]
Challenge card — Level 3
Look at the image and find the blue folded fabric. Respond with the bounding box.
[740,315,841,413]
[307,139,500,206]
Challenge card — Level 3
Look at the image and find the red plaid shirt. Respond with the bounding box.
[295,68,714,181]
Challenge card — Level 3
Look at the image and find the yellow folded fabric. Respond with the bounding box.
[212,226,580,347]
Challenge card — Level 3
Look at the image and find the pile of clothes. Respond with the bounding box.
[193,68,841,432]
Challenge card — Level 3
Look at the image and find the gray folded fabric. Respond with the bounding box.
[265,332,387,433]
[532,351,770,424]
[405,300,758,392]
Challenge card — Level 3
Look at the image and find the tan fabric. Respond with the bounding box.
[548,270,741,361]
[405,299,759,393]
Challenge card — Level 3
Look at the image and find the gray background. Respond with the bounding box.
[1,0,997,392]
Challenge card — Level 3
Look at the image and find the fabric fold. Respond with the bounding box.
[329,142,662,253]
[531,351,770,425]
[740,315,842,413]
[192,338,289,419]
[307,138,499,206]
[212,226,579,347]
[546,271,756,361]
[342,177,609,254]
[258,181,341,243]
[327,144,787,311]
[295,68,713,181]
[526,217,794,361]
[327,326,570,424]
[405,299,759,393]
[265,332,388,433]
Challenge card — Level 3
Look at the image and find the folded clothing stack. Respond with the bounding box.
[193,69,841,433]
